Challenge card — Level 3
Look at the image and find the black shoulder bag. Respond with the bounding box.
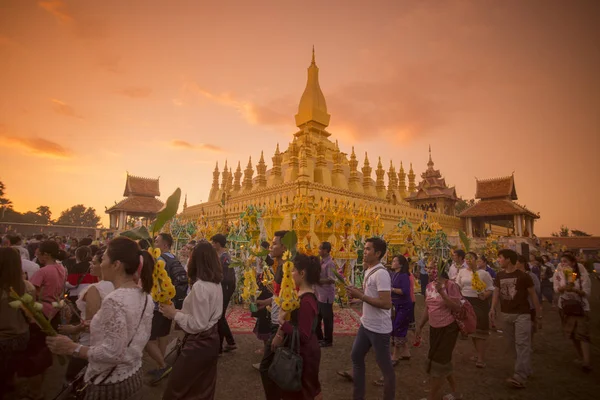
[52,295,149,400]
[267,292,318,392]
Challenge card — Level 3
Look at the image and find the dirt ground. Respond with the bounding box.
[36,279,600,400]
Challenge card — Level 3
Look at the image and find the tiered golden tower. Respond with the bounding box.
[182,49,463,236]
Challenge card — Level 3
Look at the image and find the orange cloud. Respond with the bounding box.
[117,87,153,98]
[38,0,73,24]
[0,134,73,159]
[51,99,83,119]
[180,77,444,143]
[170,140,222,152]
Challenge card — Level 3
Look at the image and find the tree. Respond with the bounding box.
[55,204,101,227]
[0,180,13,219]
[455,197,475,215]
[571,229,592,237]
[36,206,53,225]
[551,225,570,237]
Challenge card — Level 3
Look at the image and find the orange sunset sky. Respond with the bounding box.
[1,0,599,236]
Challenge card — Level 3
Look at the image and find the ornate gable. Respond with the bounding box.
[475,175,516,200]
[124,174,160,197]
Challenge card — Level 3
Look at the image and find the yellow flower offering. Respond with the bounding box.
[150,247,176,305]
[471,270,486,293]
[276,249,299,317]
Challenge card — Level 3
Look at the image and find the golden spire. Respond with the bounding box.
[349,147,362,193]
[221,160,229,191]
[427,144,434,169]
[233,161,242,192]
[362,152,372,188]
[387,160,399,201]
[398,161,407,193]
[295,47,330,128]
[269,143,283,186]
[256,151,267,187]
[375,157,386,198]
[208,161,220,201]
[408,162,416,193]
[243,157,254,191]
[183,193,188,210]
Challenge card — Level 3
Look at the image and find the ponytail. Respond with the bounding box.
[139,250,154,293]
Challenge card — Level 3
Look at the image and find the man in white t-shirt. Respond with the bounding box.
[448,249,467,281]
[346,237,394,400]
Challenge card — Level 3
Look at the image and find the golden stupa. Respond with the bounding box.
[181,48,463,243]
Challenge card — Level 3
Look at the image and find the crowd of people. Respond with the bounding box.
[0,230,594,400]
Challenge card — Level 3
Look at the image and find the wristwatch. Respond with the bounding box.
[72,344,83,357]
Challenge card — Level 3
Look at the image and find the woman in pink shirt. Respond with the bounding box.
[416,260,463,400]
[21,240,67,399]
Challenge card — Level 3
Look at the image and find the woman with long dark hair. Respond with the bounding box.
[270,253,322,400]
[390,255,412,363]
[159,241,223,400]
[47,237,154,400]
[416,259,462,400]
[0,248,33,397]
[554,253,592,372]
[59,249,115,383]
[456,251,494,368]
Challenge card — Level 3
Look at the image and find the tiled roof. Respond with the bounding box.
[124,175,160,197]
[538,237,600,250]
[475,176,516,200]
[106,196,164,214]
[459,199,538,218]
[406,186,457,201]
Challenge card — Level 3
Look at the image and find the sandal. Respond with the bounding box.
[442,394,463,400]
[476,361,486,368]
[373,377,384,387]
[506,377,526,389]
[336,370,353,382]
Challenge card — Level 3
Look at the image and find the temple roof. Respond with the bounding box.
[124,174,160,197]
[406,146,458,202]
[538,236,600,250]
[458,199,538,218]
[407,185,457,201]
[106,196,164,214]
[294,47,331,128]
[475,175,516,200]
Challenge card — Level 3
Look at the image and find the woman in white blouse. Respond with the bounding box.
[553,253,592,372]
[47,237,154,400]
[59,249,115,382]
[456,251,494,368]
[159,241,223,400]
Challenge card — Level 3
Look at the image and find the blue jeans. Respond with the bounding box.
[351,325,395,400]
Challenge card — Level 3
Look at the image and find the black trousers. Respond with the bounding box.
[316,301,334,344]
[218,282,236,350]
[259,324,281,400]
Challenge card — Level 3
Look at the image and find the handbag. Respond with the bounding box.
[447,281,476,335]
[52,295,148,400]
[268,325,303,392]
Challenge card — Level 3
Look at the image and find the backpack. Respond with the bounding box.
[161,253,189,309]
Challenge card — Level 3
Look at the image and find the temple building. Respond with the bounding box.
[459,175,539,237]
[181,48,462,237]
[405,146,458,215]
[106,174,163,230]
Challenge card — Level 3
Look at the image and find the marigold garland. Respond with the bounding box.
[275,250,300,315]
[150,248,176,304]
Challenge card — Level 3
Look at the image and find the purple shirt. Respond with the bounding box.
[315,255,336,303]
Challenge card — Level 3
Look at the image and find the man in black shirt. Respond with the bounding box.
[211,234,237,353]
[490,249,542,389]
